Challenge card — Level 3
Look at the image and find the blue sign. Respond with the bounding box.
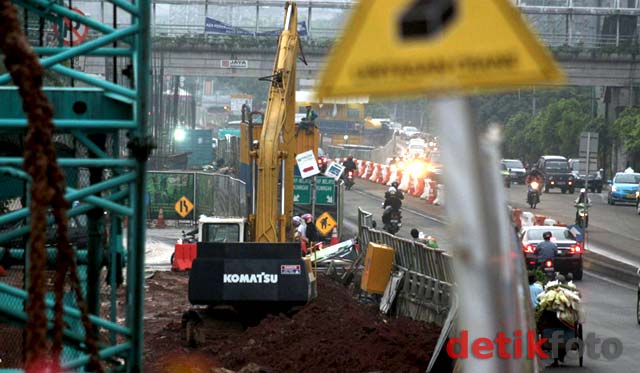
[567,224,584,243]
[204,17,251,35]
[205,17,307,37]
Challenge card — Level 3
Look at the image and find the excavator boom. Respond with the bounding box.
[254,3,299,243]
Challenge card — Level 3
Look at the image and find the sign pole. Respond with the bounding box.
[311,175,316,220]
[433,97,536,373]
[585,132,591,194]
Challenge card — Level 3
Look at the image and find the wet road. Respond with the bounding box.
[342,179,640,373]
[506,184,640,267]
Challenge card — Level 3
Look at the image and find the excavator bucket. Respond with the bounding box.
[188,242,313,308]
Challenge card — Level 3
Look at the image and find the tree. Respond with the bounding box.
[612,108,640,166]
[502,111,531,160]
[501,98,597,164]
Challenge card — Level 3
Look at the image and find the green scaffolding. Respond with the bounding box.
[0,0,150,371]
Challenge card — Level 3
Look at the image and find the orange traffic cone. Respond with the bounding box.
[329,227,339,246]
[156,207,166,228]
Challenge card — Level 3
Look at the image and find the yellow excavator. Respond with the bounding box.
[188,2,318,311]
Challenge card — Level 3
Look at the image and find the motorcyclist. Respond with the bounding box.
[342,155,357,173]
[525,167,544,185]
[575,188,591,204]
[534,231,557,265]
[574,188,591,227]
[386,181,404,201]
[525,167,544,203]
[384,187,403,210]
[382,187,403,226]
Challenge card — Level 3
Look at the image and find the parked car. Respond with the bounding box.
[520,226,583,280]
[501,159,526,184]
[607,172,640,205]
[536,155,575,194]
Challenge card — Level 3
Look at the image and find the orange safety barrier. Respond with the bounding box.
[381,165,391,185]
[357,161,366,178]
[369,163,380,182]
[386,166,396,186]
[513,209,522,232]
[363,162,373,179]
[426,179,437,204]
[411,177,425,197]
[171,243,197,271]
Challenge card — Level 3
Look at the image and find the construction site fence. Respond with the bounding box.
[147,171,246,222]
[357,208,454,326]
[327,134,397,164]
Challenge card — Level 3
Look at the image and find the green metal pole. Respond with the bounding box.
[129,0,151,369]
[87,134,106,317]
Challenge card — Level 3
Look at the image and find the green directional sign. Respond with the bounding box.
[294,176,311,205]
[315,176,336,206]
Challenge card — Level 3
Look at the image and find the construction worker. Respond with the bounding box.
[304,104,318,123]
[292,216,307,243]
[297,103,317,135]
[302,213,319,244]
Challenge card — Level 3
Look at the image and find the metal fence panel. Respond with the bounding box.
[356,208,455,326]
[147,171,195,221]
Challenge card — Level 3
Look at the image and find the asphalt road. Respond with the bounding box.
[340,178,450,248]
[506,184,640,267]
[342,179,640,372]
[540,273,640,372]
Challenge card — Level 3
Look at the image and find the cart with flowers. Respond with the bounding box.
[535,280,585,367]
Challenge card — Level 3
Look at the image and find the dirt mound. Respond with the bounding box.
[144,272,444,373]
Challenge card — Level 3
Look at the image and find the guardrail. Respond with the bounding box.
[357,208,454,325]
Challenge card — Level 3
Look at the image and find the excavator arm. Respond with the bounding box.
[253,2,299,243]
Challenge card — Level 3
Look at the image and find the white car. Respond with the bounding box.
[408,138,426,147]
[407,143,426,157]
[402,126,419,138]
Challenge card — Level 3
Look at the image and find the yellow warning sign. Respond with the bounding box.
[315,211,337,237]
[317,0,564,99]
[174,196,194,218]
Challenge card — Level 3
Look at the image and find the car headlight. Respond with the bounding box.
[612,185,617,192]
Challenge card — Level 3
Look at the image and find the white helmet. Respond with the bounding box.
[388,187,397,194]
[580,188,586,193]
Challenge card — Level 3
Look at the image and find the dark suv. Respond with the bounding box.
[536,155,575,194]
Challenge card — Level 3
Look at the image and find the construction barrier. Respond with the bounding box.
[357,208,454,326]
[156,207,166,228]
[337,158,446,207]
[172,243,197,271]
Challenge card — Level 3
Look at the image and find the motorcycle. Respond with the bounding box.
[541,258,556,281]
[381,205,402,235]
[176,228,198,245]
[343,170,355,190]
[575,202,590,229]
[527,180,541,209]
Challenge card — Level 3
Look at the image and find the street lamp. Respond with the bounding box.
[174,127,187,142]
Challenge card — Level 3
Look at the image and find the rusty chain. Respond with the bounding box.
[0,1,102,371]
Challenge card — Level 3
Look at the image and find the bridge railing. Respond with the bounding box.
[357,208,454,325]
